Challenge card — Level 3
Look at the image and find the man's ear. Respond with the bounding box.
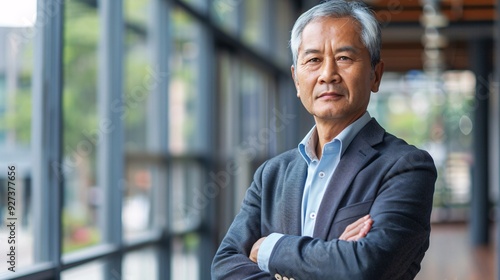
[370,60,384,93]
[291,65,300,97]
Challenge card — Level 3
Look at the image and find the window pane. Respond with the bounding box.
[122,247,158,280]
[240,62,271,155]
[0,0,37,272]
[170,160,204,233]
[276,0,294,67]
[124,0,150,152]
[61,259,105,280]
[211,0,239,36]
[62,0,101,253]
[123,0,161,241]
[123,161,155,239]
[170,9,202,154]
[241,0,268,53]
[172,234,199,280]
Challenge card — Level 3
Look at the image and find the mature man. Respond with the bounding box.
[212,0,437,279]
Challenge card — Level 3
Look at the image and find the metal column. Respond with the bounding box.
[148,0,171,278]
[469,38,492,246]
[98,0,124,278]
[32,0,64,278]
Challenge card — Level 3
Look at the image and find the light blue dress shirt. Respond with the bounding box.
[257,112,372,272]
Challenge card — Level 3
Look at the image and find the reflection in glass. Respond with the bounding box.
[62,0,101,253]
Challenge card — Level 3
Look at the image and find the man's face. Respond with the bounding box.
[291,17,384,125]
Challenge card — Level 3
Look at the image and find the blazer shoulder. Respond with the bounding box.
[363,119,435,163]
[254,149,302,176]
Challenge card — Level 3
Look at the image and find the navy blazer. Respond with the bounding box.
[212,119,437,280]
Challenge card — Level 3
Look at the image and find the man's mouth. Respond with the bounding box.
[317,92,344,100]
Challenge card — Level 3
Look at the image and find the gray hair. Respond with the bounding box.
[290,0,381,68]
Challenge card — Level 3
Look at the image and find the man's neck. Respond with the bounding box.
[314,114,364,159]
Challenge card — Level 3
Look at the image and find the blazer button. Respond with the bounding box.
[274,273,282,280]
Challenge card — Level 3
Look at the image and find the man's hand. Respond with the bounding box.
[249,236,266,263]
[339,214,373,241]
[249,215,372,263]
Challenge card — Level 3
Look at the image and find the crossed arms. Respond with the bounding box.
[212,148,436,280]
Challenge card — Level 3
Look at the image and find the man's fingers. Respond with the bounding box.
[347,219,373,241]
[340,215,373,241]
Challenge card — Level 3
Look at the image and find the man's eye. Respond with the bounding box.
[338,56,351,61]
[307,58,320,63]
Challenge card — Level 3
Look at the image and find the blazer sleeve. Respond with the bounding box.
[268,149,436,280]
[211,161,272,280]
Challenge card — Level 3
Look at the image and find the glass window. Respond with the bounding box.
[123,161,156,239]
[123,247,158,280]
[170,160,205,233]
[0,0,37,274]
[61,259,105,280]
[62,0,101,253]
[123,0,160,241]
[276,0,294,67]
[239,62,271,156]
[217,51,240,154]
[241,0,268,53]
[123,0,152,154]
[171,234,200,280]
[169,9,202,154]
[210,0,239,36]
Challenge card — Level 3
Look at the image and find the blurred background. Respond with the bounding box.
[0,0,498,279]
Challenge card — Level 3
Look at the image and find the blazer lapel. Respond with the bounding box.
[282,154,307,236]
[313,119,384,239]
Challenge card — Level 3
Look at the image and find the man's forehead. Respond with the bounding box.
[298,17,364,53]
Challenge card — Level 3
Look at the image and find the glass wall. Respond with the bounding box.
[4,0,487,279]
[62,0,101,253]
[0,0,37,276]
[169,9,203,154]
[123,0,157,241]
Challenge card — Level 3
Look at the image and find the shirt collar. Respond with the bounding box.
[298,112,372,164]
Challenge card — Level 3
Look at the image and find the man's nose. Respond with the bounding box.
[318,59,341,84]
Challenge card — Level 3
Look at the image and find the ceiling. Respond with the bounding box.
[367,0,496,72]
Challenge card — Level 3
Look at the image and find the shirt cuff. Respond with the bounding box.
[257,233,284,272]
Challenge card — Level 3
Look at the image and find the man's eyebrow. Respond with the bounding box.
[302,49,321,56]
[335,46,359,54]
